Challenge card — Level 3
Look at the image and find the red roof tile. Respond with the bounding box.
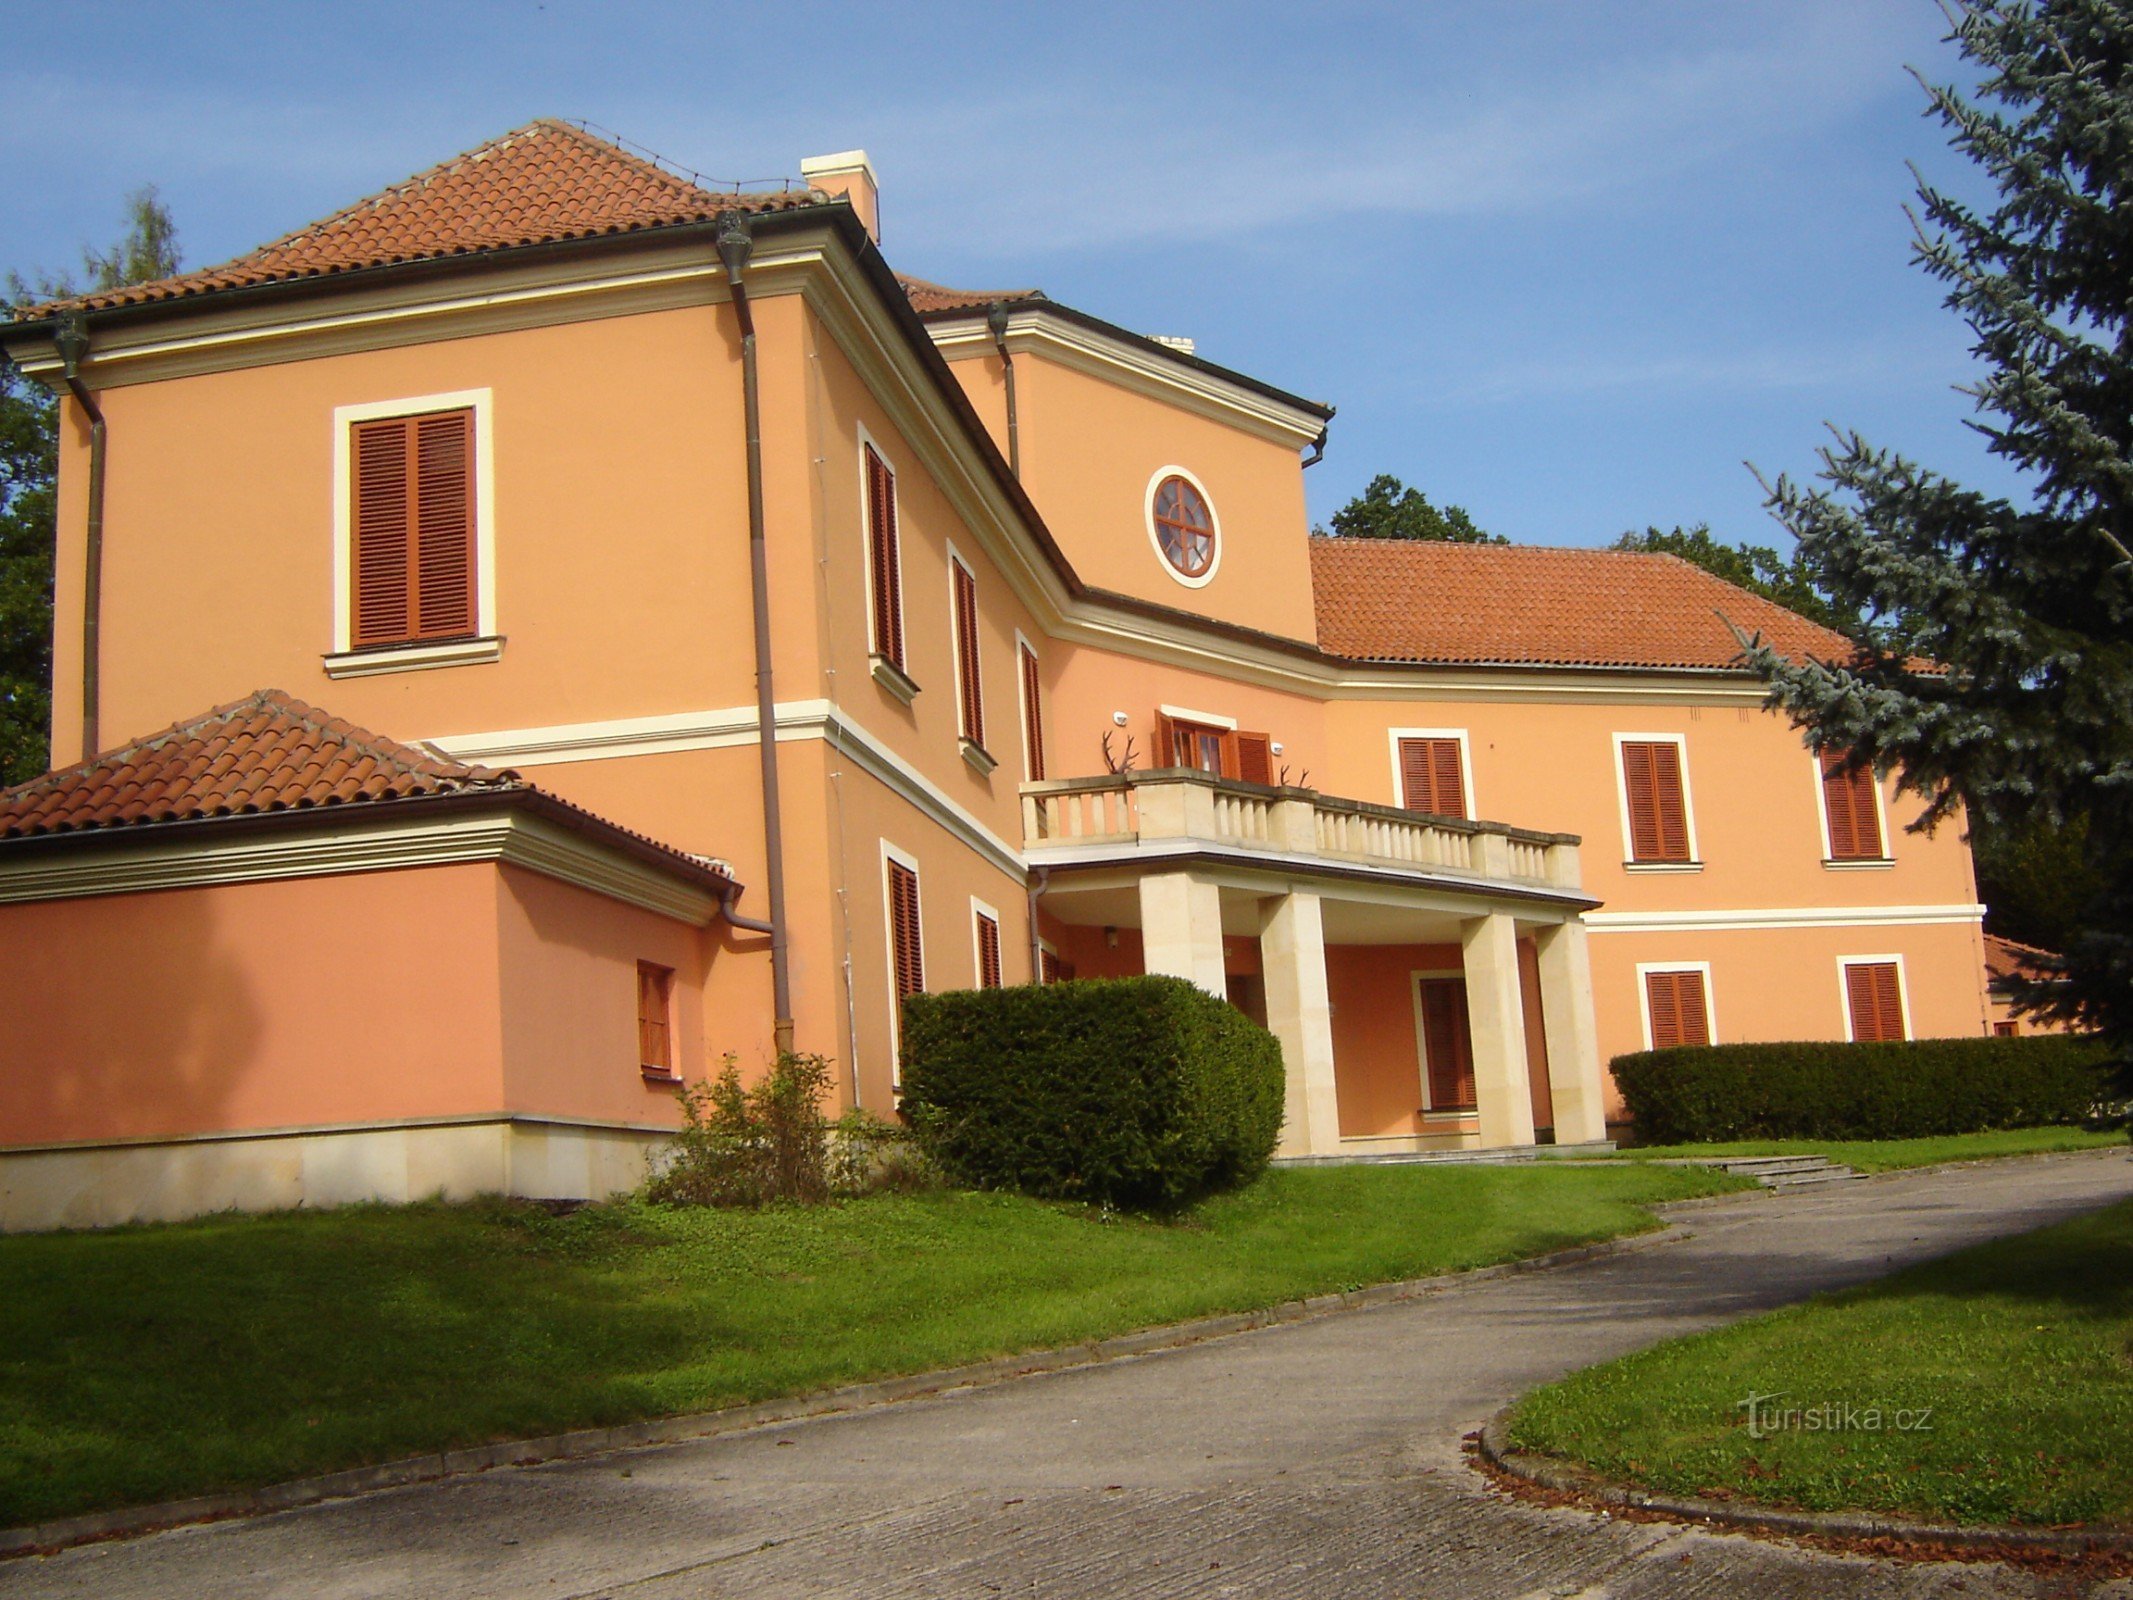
[896,275,1044,316]
[1984,934,2063,985]
[0,690,518,839]
[1308,537,1858,670]
[27,120,825,317]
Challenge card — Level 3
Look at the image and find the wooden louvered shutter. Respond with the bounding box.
[1233,731,1274,786]
[865,446,904,671]
[1645,970,1710,1050]
[1821,751,1884,860]
[1622,741,1691,862]
[1398,737,1466,818]
[351,409,475,647]
[1019,644,1045,781]
[1846,962,1905,1042]
[1418,978,1477,1109]
[637,961,674,1075]
[1154,712,1181,768]
[888,860,924,1011]
[975,912,1003,989]
[952,559,984,747]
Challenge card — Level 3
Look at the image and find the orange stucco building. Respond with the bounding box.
[0,122,1995,1227]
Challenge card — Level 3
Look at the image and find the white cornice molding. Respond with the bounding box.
[926,309,1327,449]
[425,699,1029,881]
[1583,902,1986,934]
[0,804,723,923]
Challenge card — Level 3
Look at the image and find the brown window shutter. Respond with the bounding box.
[1233,731,1274,786]
[1154,711,1181,768]
[888,860,924,1008]
[1039,947,1075,984]
[1821,751,1884,860]
[1645,970,1710,1049]
[351,409,475,647]
[637,961,674,1074]
[1847,961,1904,1042]
[1398,737,1467,818]
[952,559,984,747]
[1418,978,1476,1109]
[975,911,1003,989]
[1019,644,1045,781]
[865,445,904,671]
[1622,741,1691,861]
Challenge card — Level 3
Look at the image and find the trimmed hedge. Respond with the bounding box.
[898,975,1285,1209]
[1612,1033,2117,1144]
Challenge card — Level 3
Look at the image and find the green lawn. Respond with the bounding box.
[1508,1197,2133,1531]
[1613,1125,2126,1173]
[0,1162,1740,1529]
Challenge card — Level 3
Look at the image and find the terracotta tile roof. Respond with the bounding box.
[0,689,520,839]
[26,119,825,317]
[1308,537,1859,670]
[1985,934,2063,986]
[897,275,1045,316]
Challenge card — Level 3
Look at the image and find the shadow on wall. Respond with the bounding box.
[0,888,263,1148]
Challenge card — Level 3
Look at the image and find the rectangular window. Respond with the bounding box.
[1039,946,1075,984]
[1643,969,1712,1050]
[636,961,675,1077]
[1620,739,1693,863]
[865,444,905,673]
[1397,736,1468,819]
[1154,712,1274,784]
[1019,641,1046,782]
[1993,1020,2019,1038]
[1844,960,1907,1042]
[1820,750,1887,861]
[951,556,986,750]
[1415,976,1477,1110]
[351,408,476,647]
[887,857,924,1026]
[974,908,1003,989]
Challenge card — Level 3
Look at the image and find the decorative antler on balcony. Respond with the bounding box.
[1101,731,1139,775]
[1278,764,1312,789]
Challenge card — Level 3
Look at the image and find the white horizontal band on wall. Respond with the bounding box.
[1583,903,1986,934]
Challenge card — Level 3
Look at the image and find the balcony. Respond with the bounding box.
[1020,768,1587,902]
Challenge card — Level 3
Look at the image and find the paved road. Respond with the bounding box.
[8,1151,2132,1599]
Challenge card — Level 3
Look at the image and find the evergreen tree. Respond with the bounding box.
[1613,523,1855,632]
[0,188,179,783]
[1315,473,1506,544]
[1740,1,2133,1056]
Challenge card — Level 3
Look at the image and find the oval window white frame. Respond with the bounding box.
[1144,465,1222,589]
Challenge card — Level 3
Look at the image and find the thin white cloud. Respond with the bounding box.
[1405,339,1974,409]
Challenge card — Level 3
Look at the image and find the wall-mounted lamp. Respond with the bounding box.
[1103,925,1119,949]
[1111,710,1130,727]
[1270,741,1285,756]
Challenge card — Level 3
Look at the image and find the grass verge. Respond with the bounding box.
[0,1161,1739,1528]
[1507,1196,2133,1531]
[1613,1125,2125,1173]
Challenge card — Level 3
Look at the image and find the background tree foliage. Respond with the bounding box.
[1,187,179,784]
[1611,522,1855,632]
[1314,473,1505,544]
[1742,0,2133,1057]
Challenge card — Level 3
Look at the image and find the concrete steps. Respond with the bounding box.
[1694,1153,1864,1190]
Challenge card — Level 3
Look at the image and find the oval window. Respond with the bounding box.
[1149,472,1218,582]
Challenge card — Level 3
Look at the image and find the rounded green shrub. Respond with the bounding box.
[1611,1034,2117,1144]
[898,975,1285,1209]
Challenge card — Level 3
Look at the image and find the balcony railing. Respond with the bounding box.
[1020,769,1582,892]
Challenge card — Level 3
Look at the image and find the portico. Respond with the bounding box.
[1022,769,1610,1158]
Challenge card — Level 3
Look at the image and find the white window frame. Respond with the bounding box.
[1386,727,1477,819]
[328,389,499,673]
[1634,961,1718,1051]
[1611,731,1702,870]
[1157,701,1237,730]
[1014,630,1045,784]
[880,839,924,1083]
[970,896,1004,988]
[1810,750,1894,869]
[1143,464,1223,589]
[1838,954,1913,1043]
[858,425,912,696]
[1409,968,1479,1117]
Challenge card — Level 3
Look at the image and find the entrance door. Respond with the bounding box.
[1415,976,1477,1111]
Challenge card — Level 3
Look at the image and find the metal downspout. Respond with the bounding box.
[987,303,1021,480]
[54,317,106,759]
[717,213,796,1056]
[1027,866,1050,984]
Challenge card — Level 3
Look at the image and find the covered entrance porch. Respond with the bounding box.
[1023,771,1610,1158]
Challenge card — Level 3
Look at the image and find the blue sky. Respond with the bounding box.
[1,0,2013,546]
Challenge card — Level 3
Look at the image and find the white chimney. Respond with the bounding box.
[800,150,880,243]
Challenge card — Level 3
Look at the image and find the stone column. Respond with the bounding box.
[1533,918,1609,1145]
[1259,890,1343,1157]
[1137,871,1227,1000]
[1461,910,1537,1148]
